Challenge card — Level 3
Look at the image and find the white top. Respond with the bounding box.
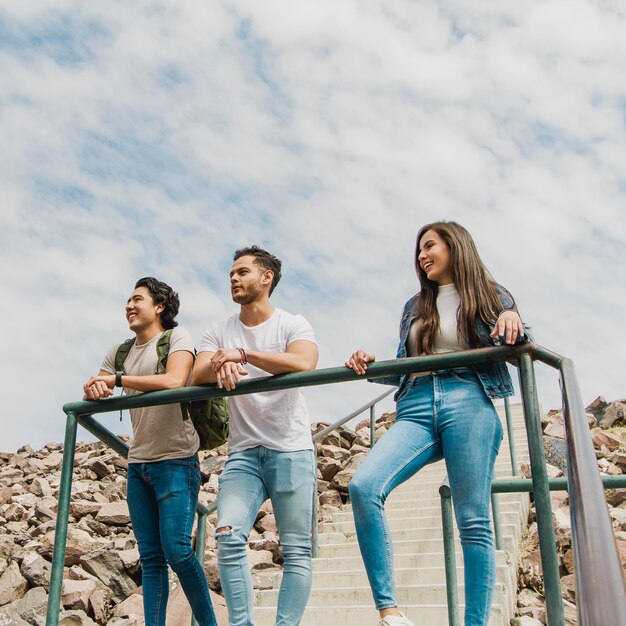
[101,327,200,463]
[198,308,317,454]
[408,283,469,356]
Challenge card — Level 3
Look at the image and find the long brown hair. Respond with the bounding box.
[412,221,509,353]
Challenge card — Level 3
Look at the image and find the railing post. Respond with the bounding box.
[490,493,503,551]
[519,354,564,626]
[190,511,208,626]
[311,480,319,558]
[504,397,519,476]
[46,411,78,626]
[369,405,376,450]
[439,481,460,626]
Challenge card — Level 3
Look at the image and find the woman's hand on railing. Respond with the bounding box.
[490,311,525,345]
[345,350,376,376]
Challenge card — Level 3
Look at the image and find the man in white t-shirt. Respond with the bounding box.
[83,277,216,626]
[192,246,319,626]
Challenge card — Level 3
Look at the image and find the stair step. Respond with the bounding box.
[253,603,506,626]
[256,581,509,607]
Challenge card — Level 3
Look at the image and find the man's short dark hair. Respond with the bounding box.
[233,245,282,295]
[134,277,180,329]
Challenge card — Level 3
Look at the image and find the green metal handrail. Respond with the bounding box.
[46,343,626,626]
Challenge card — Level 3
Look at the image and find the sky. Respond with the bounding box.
[1,1,625,453]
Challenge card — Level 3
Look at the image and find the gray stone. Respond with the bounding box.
[14,586,48,623]
[20,552,51,589]
[544,436,568,472]
[95,500,130,525]
[79,548,137,602]
[600,401,626,428]
[0,560,28,605]
[58,609,98,625]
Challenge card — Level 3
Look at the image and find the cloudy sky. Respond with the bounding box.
[1,1,625,453]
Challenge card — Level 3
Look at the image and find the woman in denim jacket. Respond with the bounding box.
[346,221,528,626]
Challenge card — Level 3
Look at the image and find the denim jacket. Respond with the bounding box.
[373,285,529,399]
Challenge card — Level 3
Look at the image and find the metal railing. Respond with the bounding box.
[437,347,626,626]
[46,343,626,626]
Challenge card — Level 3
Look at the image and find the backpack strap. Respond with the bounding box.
[114,338,136,373]
[155,329,173,374]
[114,329,173,375]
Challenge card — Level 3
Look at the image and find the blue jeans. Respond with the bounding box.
[216,446,317,626]
[349,369,503,626]
[127,454,217,626]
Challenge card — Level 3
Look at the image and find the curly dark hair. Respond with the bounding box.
[233,245,282,295]
[134,277,180,329]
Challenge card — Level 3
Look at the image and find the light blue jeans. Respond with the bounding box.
[216,446,317,626]
[349,369,503,626]
[127,454,217,626]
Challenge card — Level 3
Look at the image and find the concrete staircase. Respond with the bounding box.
[254,402,531,626]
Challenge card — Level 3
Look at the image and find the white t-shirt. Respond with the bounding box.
[101,327,200,463]
[198,308,317,454]
[408,283,469,355]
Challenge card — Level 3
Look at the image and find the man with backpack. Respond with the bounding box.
[192,246,319,626]
[83,276,217,626]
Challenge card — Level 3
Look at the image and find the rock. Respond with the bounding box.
[95,501,130,525]
[115,593,144,619]
[0,560,28,605]
[79,549,137,602]
[319,489,342,508]
[319,503,341,522]
[610,506,626,530]
[4,503,27,522]
[200,455,226,478]
[517,588,544,608]
[58,609,98,625]
[0,604,32,626]
[0,535,15,559]
[0,488,14,507]
[9,586,48,624]
[585,396,608,422]
[543,437,568,472]
[248,549,275,571]
[39,527,109,566]
[599,400,626,429]
[544,413,565,439]
[30,478,53,497]
[591,429,622,452]
[546,463,563,478]
[118,547,141,575]
[605,489,626,508]
[70,501,104,519]
[560,573,576,603]
[256,514,277,534]
[20,552,51,589]
[322,445,349,462]
[62,578,96,612]
[317,457,342,481]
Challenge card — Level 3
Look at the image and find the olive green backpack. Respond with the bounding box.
[114,329,229,450]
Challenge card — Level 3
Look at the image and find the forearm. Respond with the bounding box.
[120,372,188,392]
[246,349,317,375]
[191,356,218,385]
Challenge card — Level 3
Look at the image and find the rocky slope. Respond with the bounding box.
[512,397,626,626]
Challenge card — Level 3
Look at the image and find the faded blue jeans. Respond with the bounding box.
[127,454,217,626]
[216,446,317,626]
[349,369,503,626]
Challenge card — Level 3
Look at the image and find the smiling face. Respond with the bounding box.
[417,229,453,285]
[125,286,163,333]
[229,255,273,305]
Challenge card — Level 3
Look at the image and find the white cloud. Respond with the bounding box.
[0,0,625,451]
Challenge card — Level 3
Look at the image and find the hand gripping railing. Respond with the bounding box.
[46,343,626,626]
